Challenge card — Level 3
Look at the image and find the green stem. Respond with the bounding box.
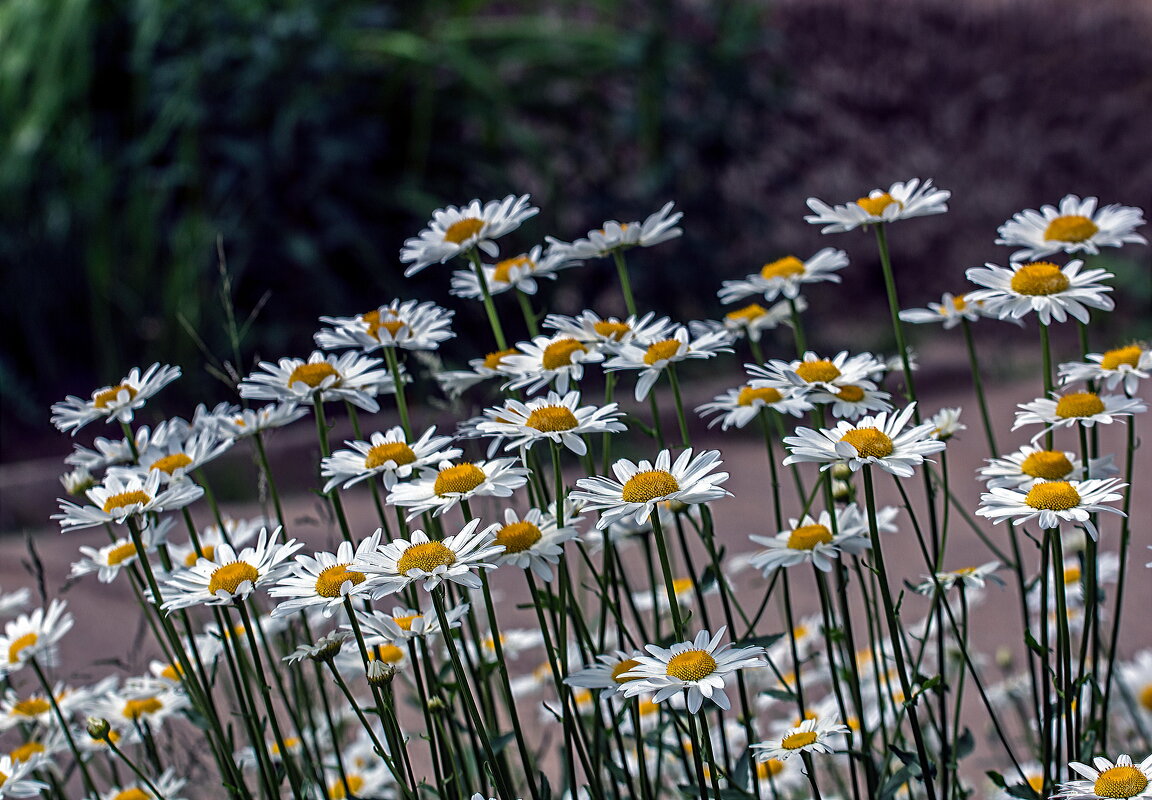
[649,512,685,639]
[101,734,169,799]
[383,346,413,438]
[469,248,508,350]
[667,365,692,448]
[872,223,918,412]
[611,249,638,317]
[30,658,100,799]
[960,318,998,455]
[516,289,539,337]
[788,297,808,356]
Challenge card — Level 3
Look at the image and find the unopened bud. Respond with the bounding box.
[366,660,397,687]
[831,479,854,502]
[61,468,96,495]
[86,716,111,740]
[830,462,853,480]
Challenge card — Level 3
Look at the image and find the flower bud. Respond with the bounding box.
[830,462,853,480]
[366,661,397,687]
[86,716,111,740]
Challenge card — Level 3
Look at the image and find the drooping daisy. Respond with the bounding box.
[355,519,504,594]
[1060,344,1151,395]
[268,531,382,618]
[315,299,456,352]
[542,310,677,354]
[804,178,950,233]
[618,627,764,713]
[321,426,461,492]
[603,325,733,402]
[351,603,470,644]
[0,753,48,797]
[450,244,580,298]
[965,260,1115,325]
[718,248,849,303]
[239,351,395,412]
[54,471,204,532]
[161,528,302,611]
[746,505,872,573]
[747,350,886,396]
[571,449,730,530]
[486,507,581,581]
[109,427,234,484]
[475,391,626,456]
[0,600,73,677]
[50,363,182,434]
[1012,391,1145,440]
[928,407,966,440]
[400,194,539,276]
[807,383,893,420]
[711,298,801,342]
[498,333,606,395]
[917,561,1003,594]
[751,715,851,761]
[996,195,1148,261]
[565,650,648,697]
[976,478,1127,539]
[898,292,987,329]
[387,458,530,520]
[214,402,309,439]
[979,445,1112,490]
[696,384,812,430]
[783,403,946,478]
[98,768,188,800]
[546,201,683,259]
[1053,754,1152,800]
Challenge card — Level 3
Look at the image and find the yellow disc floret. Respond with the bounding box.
[314,564,366,598]
[12,697,51,717]
[102,490,152,514]
[207,562,260,596]
[494,521,543,554]
[780,730,819,750]
[836,385,866,403]
[8,633,37,664]
[644,339,682,365]
[1100,345,1142,371]
[737,386,782,406]
[787,524,834,550]
[122,696,163,720]
[1020,450,1074,480]
[593,321,631,341]
[856,193,902,216]
[839,427,894,459]
[725,303,768,324]
[493,255,533,284]
[433,463,486,496]
[621,470,681,503]
[106,542,139,566]
[1055,392,1105,419]
[1010,262,1070,296]
[150,453,193,475]
[365,442,416,469]
[483,348,518,370]
[525,406,580,432]
[1092,765,1149,799]
[443,217,485,244]
[542,338,587,370]
[93,383,138,409]
[794,359,841,384]
[760,255,805,280]
[611,658,642,684]
[288,362,341,388]
[1044,215,1099,243]
[1024,481,1081,511]
[665,650,717,681]
[396,542,456,575]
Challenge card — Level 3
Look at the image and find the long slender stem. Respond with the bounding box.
[30,658,100,799]
[611,249,638,317]
[872,223,918,412]
[383,346,413,438]
[469,249,508,350]
[960,318,998,455]
[666,365,692,448]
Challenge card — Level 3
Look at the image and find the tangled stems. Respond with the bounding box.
[93,724,169,800]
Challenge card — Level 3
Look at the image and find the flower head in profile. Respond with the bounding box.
[54,471,204,532]
[70,524,168,584]
[751,716,850,761]
[746,505,873,573]
[543,310,676,354]
[996,195,1147,261]
[979,445,1117,490]
[400,194,539,276]
[1012,391,1145,441]
[0,753,48,797]
[710,298,801,343]
[0,600,73,678]
[899,292,987,329]
[451,244,579,298]
[110,428,233,484]
[315,299,455,352]
[321,426,461,492]
[928,407,966,441]
[718,248,848,303]
[917,561,1003,595]
[977,478,1126,539]
[50,363,182,435]
[965,260,1114,325]
[351,603,470,644]
[498,333,605,395]
[547,201,683,259]
[748,350,885,397]
[215,402,308,440]
[565,650,647,696]
[161,528,302,611]
[239,351,395,412]
[435,348,522,398]
[355,519,504,594]
[1052,753,1152,800]
[387,458,530,520]
[1060,344,1151,395]
[804,178,950,233]
[476,391,626,456]
[783,403,946,478]
[696,384,812,430]
[604,325,733,401]
[268,531,383,618]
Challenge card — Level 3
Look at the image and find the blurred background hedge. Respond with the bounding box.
[2,0,1150,457]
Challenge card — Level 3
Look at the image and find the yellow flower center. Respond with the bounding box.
[330,775,366,799]
[610,658,642,684]
[737,386,782,406]
[643,338,681,365]
[392,614,420,631]
[1093,766,1149,798]
[542,338,587,370]
[184,545,215,567]
[1055,392,1106,419]
[725,303,768,324]
[362,311,406,341]
[1027,775,1045,794]
[1100,345,1142,371]
[288,362,341,388]
[836,384,866,402]
[1024,481,1081,511]
[950,294,969,311]
[757,759,786,779]
[780,730,819,750]
[270,737,299,756]
[373,644,405,664]
[593,321,631,341]
[12,697,51,716]
[787,523,834,550]
[150,452,192,475]
[482,348,518,370]
[839,427,894,459]
[160,663,182,681]
[106,541,139,566]
[1063,565,1081,584]
[1044,214,1099,243]
[207,562,260,596]
[494,521,543,554]
[794,359,841,383]
[8,632,37,664]
[1020,450,1074,480]
[672,577,694,595]
[314,564,367,598]
[665,650,717,681]
[396,542,457,574]
[525,405,580,432]
[94,383,138,409]
[443,217,485,244]
[433,463,486,496]
[1138,683,1152,712]
[760,255,805,280]
[123,696,163,719]
[365,441,416,469]
[856,193,902,216]
[102,490,152,514]
[620,469,681,503]
[492,255,534,284]
[11,741,45,762]
[637,698,660,717]
[113,790,152,800]
[1010,262,1070,296]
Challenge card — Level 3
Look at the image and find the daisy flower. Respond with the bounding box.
[751,715,851,761]
[917,561,1003,594]
[0,753,48,797]
[565,650,648,697]
[542,310,676,353]
[450,244,579,298]
[718,248,849,303]
[400,194,539,276]
[619,627,764,713]
[783,403,946,478]
[0,600,73,677]
[160,527,302,611]
[283,630,353,665]
[387,458,530,520]
[435,348,521,397]
[214,402,308,439]
[1116,651,1152,730]
[976,478,1126,539]
[979,445,1114,490]
[928,407,966,440]
[748,350,885,396]
[571,449,730,530]
[166,516,266,569]
[498,333,606,395]
[1060,343,1151,395]
[239,351,395,412]
[712,298,801,342]
[109,428,233,484]
[965,260,1115,325]
[898,292,986,329]
[546,201,683,259]
[807,383,893,420]
[355,519,504,594]
[315,299,455,352]
[321,426,461,492]
[746,505,872,573]
[1012,391,1145,440]
[804,178,950,233]
[70,523,167,583]
[90,681,190,732]
[54,471,203,532]
[996,195,1148,261]
[485,507,581,581]
[603,325,733,402]
[268,531,382,618]
[1053,754,1152,800]
[59,467,96,495]
[50,362,182,434]
[351,603,470,644]
[65,432,142,472]
[696,384,812,430]
[475,391,626,456]
[473,629,544,664]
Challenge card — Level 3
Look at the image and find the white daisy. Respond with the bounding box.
[565,650,647,697]
[387,458,530,520]
[50,363,182,434]
[1060,344,1152,395]
[475,391,626,456]
[751,715,851,761]
[746,505,873,573]
[928,407,966,440]
[976,478,1127,539]
[898,292,987,329]
[166,516,267,569]
[0,753,48,797]
[0,600,73,677]
[979,445,1116,490]
[996,195,1148,261]
[965,260,1115,325]
[718,248,849,303]
[917,561,1003,594]
[0,680,109,731]
[807,383,893,420]
[65,431,143,472]
[747,350,885,396]
[400,194,539,276]
[350,603,470,644]
[239,351,395,412]
[214,402,309,439]
[498,333,606,395]
[435,347,521,397]
[546,201,683,259]
[268,531,382,618]
[570,448,730,530]
[59,467,96,495]
[90,681,190,732]
[314,299,455,352]
[783,403,946,478]
[1012,391,1145,440]
[109,428,234,484]
[542,310,677,353]
[696,384,812,430]
[488,507,581,581]
[1116,651,1152,730]
[70,525,166,583]
[603,325,733,402]
[473,629,544,664]
[54,471,204,532]
[1053,754,1152,800]
[321,425,461,492]
[804,178,950,233]
[160,527,302,611]
[450,244,579,298]
[355,519,504,594]
[283,630,353,664]
[713,298,801,342]
[618,627,764,713]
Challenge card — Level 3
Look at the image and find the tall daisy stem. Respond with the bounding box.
[516,289,540,337]
[1101,416,1137,750]
[872,223,918,411]
[251,432,287,531]
[960,318,998,455]
[788,297,808,356]
[383,346,413,438]
[98,731,169,799]
[29,657,100,799]
[612,250,638,317]
[649,512,685,639]
[469,249,508,350]
[667,365,692,448]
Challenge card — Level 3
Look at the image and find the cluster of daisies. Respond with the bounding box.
[8,181,1149,800]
